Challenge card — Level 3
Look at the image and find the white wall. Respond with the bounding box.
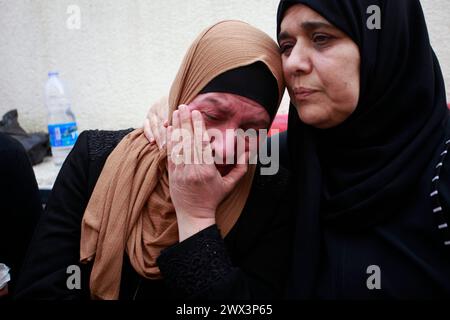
[0,0,449,133]
[421,0,450,99]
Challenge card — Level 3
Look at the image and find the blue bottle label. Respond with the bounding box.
[48,122,78,147]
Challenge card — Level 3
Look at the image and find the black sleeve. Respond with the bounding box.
[157,225,233,298]
[14,132,91,300]
[0,134,42,296]
[437,145,450,246]
[157,196,292,300]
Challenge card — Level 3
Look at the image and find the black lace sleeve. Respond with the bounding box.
[87,129,133,161]
[157,225,233,298]
[157,162,292,300]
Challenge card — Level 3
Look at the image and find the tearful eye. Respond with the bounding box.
[202,112,220,121]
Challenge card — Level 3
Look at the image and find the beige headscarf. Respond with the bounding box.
[80,20,284,300]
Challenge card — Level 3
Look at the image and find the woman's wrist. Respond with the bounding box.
[176,212,216,241]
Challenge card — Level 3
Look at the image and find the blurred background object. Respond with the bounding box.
[45,71,78,165]
[1,0,447,134]
[0,109,50,165]
[269,114,288,137]
[0,0,449,193]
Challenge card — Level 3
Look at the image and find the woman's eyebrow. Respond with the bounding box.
[300,20,335,32]
[278,31,291,42]
[279,20,335,41]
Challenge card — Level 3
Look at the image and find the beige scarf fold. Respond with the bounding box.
[80,20,284,300]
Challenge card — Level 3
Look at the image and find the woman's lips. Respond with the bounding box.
[294,87,318,100]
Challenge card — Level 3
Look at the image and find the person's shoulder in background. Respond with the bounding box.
[0,132,43,299]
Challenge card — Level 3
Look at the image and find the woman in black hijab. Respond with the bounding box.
[277,0,450,298]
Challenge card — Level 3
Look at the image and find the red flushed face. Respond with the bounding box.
[187,92,270,176]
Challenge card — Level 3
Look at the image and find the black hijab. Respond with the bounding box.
[277,0,450,297]
[200,62,280,121]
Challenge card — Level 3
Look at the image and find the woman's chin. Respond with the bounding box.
[297,108,323,127]
[294,106,330,129]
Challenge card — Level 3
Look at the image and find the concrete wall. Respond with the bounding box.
[0,0,449,133]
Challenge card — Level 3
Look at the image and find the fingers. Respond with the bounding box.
[199,112,214,165]
[144,119,155,144]
[144,115,168,147]
[192,110,213,165]
[171,110,184,167]
[222,150,249,192]
[170,105,213,167]
[152,114,169,149]
[149,114,160,147]
[157,117,169,149]
[192,110,202,164]
[166,125,175,172]
[172,109,180,130]
[179,105,193,164]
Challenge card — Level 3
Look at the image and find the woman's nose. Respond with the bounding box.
[285,43,313,76]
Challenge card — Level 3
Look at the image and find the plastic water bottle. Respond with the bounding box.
[45,72,79,166]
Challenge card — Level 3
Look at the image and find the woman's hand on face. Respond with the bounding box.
[167,105,249,241]
[144,116,168,148]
